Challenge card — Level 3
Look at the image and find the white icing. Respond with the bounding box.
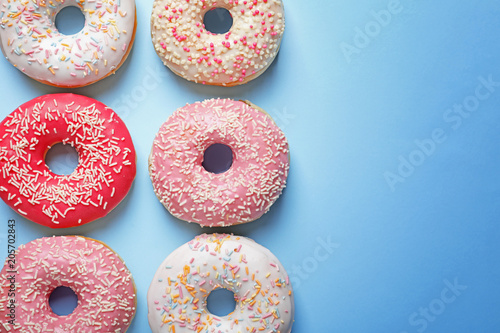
[151,0,285,86]
[0,0,136,87]
[147,234,295,333]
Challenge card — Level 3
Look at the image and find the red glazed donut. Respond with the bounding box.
[0,93,136,228]
[148,98,289,227]
[0,236,137,332]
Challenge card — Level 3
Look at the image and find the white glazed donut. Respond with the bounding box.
[150,0,285,86]
[147,233,295,333]
[0,0,137,88]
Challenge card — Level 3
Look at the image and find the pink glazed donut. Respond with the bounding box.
[148,99,290,227]
[0,93,136,228]
[0,236,137,332]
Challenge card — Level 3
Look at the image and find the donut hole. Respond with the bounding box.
[49,286,79,316]
[45,143,79,175]
[55,6,86,35]
[202,143,233,174]
[206,288,237,317]
[203,8,233,34]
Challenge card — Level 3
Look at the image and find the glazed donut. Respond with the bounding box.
[151,0,285,86]
[0,0,137,88]
[0,236,137,332]
[148,98,289,227]
[0,93,136,228]
[147,233,294,333]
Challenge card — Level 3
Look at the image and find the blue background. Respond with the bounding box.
[1,0,499,332]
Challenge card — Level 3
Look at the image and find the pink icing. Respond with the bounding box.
[149,99,289,227]
[0,236,136,332]
[0,93,137,228]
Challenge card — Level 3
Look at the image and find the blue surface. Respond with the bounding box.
[1,0,500,332]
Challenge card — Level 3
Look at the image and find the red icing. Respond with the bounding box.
[0,93,136,228]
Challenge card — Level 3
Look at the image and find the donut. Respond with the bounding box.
[0,236,137,332]
[0,0,137,88]
[0,93,136,228]
[148,98,289,227]
[150,0,285,86]
[147,233,294,333]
